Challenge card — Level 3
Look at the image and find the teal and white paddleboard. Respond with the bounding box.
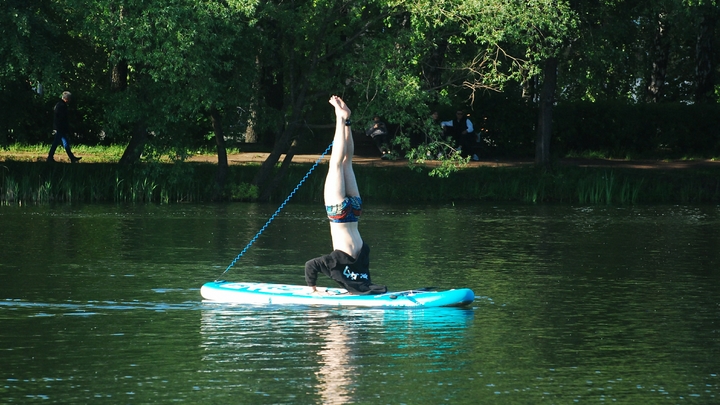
[201,281,474,308]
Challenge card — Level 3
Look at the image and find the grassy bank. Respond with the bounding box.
[2,159,720,205]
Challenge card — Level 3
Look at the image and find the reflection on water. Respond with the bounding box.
[198,305,474,403]
[1,203,719,403]
[316,321,353,404]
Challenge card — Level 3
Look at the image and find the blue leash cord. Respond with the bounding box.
[217,143,333,281]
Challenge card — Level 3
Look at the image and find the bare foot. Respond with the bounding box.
[335,96,351,117]
[329,95,351,119]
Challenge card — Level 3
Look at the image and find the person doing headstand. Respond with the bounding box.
[304,96,387,295]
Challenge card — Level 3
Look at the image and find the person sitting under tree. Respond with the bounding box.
[304,96,387,295]
[441,110,479,161]
[365,115,390,159]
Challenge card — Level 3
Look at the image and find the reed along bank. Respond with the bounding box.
[1,160,720,205]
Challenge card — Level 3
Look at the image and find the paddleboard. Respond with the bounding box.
[201,281,475,308]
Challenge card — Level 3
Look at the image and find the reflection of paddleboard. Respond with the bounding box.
[201,281,475,308]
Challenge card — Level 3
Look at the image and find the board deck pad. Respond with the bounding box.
[201,281,475,308]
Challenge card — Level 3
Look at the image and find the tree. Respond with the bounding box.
[65,0,260,199]
[397,0,577,167]
[689,0,719,103]
[247,0,410,200]
[1,0,68,144]
[12,0,718,197]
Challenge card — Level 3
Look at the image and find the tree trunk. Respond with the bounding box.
[119,122,147,165]
[244,107,258,143]
[695,11,717,103]
[111,60,128,92]
[110,5,128,93]
[522,74,537,101]
[252,117,300,201]
[258,137,301,201]
[535,57,557,167]
[647,12,670,103]
[252,78,309,200]
[210,108,228,200]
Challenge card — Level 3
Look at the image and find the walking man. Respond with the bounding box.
[47,91,81,163]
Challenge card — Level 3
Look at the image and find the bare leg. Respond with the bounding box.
[325,96,351,205]
[333,97,360,198]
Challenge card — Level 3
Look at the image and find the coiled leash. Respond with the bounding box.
[216,143,333,281]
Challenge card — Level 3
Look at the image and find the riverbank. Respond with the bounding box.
[2,150,720,205]
[3,149,720,170]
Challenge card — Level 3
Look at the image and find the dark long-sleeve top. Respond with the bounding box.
[53,101,69,133]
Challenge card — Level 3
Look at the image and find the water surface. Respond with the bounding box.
[1,203,718,403]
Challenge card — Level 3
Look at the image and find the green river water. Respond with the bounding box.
[1,203,718,404]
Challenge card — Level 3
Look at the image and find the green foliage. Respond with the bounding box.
[229,182,260,201]
[1,0,719,186]
[56,0,262,154]
[401,116,471,177]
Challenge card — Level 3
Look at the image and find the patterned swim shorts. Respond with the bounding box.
[326,196,362,223]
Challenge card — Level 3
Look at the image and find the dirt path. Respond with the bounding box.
[2,150,719,170]
[192,153,720,170]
